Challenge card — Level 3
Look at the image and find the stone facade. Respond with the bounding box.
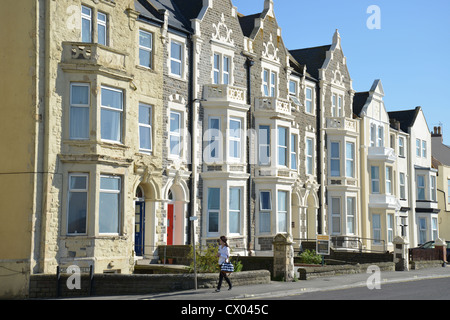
[1,0,444,298]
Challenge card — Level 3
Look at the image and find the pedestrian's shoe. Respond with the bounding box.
[228,286,232,291]
[215,289,220,292]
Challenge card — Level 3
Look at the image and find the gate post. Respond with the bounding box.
[393,236,409,271]
[273,234,294,282]
[435,238,447,267]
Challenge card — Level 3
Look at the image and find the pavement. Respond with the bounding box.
[68,265,450,300]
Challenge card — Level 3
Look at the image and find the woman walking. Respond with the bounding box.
[216,236,232,292]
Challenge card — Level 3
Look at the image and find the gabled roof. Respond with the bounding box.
[388,107,421,133]
[289,45,331,80]
[140,0,194,34]
[135,0,163,24]
[238,13,261,38]
[352,91,370,116]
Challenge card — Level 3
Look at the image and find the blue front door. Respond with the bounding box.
[135,202,145,256]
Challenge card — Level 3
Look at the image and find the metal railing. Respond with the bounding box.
[293,236,387,254]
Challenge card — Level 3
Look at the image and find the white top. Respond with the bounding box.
[218,245,230,265]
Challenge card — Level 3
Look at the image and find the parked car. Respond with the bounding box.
[413,241,450,261]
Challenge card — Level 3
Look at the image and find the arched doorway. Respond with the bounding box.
[306,191,320,239]
[135,186,145,256]
[166,185,188,245]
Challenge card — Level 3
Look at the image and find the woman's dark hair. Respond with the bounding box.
[220,236,228,247]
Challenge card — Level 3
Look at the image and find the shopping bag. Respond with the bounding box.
[221,262,234,273]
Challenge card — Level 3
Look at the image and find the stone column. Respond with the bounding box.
[393,236,409,271]
[273,234,294,281]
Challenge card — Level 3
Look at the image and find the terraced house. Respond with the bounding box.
[0,0,443,298]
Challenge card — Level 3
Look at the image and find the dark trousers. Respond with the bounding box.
[218,271,232,289]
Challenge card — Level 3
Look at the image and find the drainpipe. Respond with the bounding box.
[246,58,254,255]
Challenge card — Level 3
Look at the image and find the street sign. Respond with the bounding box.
[316,235,330,256]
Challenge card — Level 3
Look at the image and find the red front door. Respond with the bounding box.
[167,204,174,245]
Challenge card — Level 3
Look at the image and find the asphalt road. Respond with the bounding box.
[264,277,450,300]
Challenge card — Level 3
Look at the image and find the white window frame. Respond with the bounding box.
[99,175,122,235]
[81,5,92,43]
[432,217,438,241]
[332,94,337,117]
[100,86,124,143]
[400,172,406,199]
[331,197,341,235]
[330,141,340,177]
[418,217,427,244]
[169,111,182,158]
[398,137,405,157]
[289,80,297,96]
[345,142,355,178]
[388,214,394,243]
[138,103,152,153]
[229,187,241,235]
[97,11,107,46]
[139,30,153,69]
[370,124,377,147]
[259,191,272,234]
[377,126,384,147]
[448,179,450,205]
[422,140,427,158]
[290,134,297,170]
[207,188,220,235]
[306,138,314,175]
[207,116,222,161]
[277,126,288,167]
[277,190,288,233]
[431,175,436,202]
[70,83,90,140]
[67,173,89,235]
[228,118,242,161]
[347,197,356,235]
[371,166,380,194]
[417,175,426,200]
[386,166,392,195]
[305,87,313,114]
[258,125,271,166]
[270,71,277,97]
[170,40,183,78]
[372,214,381,245]
[416,139,421,157]
[338,95,343,117]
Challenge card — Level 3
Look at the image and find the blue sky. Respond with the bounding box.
[233,0,450,145]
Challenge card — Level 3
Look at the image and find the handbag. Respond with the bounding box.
[221,261,234,273]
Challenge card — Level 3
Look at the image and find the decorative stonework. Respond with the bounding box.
[212,13,234,46]
[262,34,280,63]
